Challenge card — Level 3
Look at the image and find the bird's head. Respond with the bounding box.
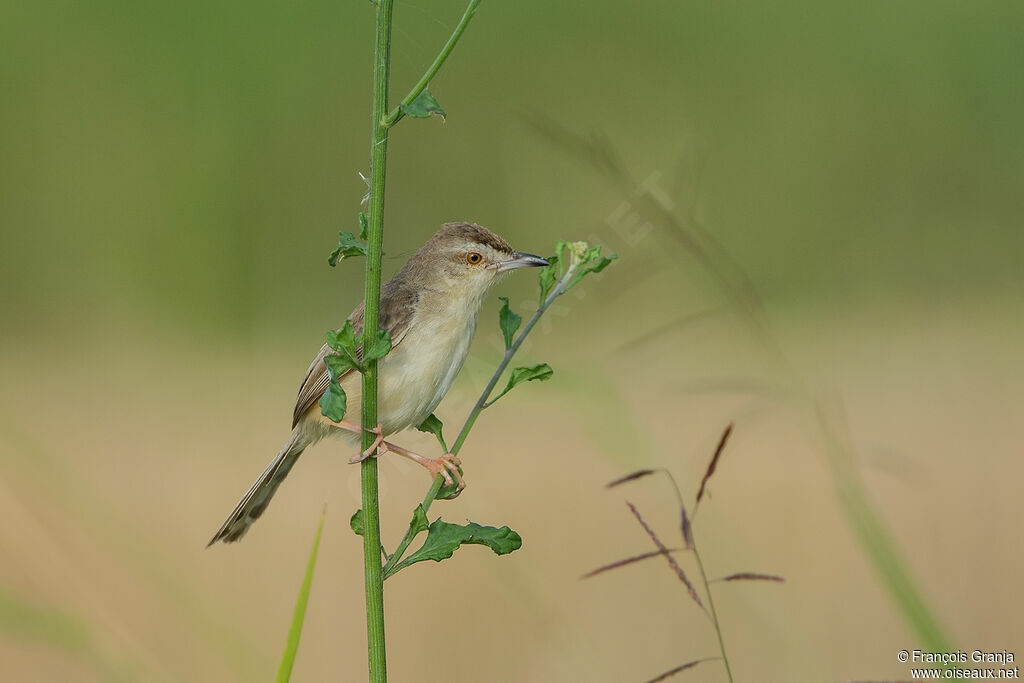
[405,222,549,302]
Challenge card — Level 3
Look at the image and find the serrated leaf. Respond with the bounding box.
[358,212,369,241]
[324,354,360,379]
[350,509,364,536]
[318,382,347,422]
[409,505,429,537]
[328,231,368,266]
[325,323,362,373]
[275,506,326,683]
[399,89,446,120]
[325,322,357,354]
[415,414,448,452]
[497,296,521,350]
[362,329,392,361]
[389,520,522,574]
[487,363,553,406]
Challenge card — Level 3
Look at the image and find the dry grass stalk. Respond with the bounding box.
[581,548,682,579]
[644,657,719,683]
[607,469,658,488]
[678,498,693,549]
[711,572,785,583]
[626,501,707,615]
[607,469,693,548]
[695,423,733,505]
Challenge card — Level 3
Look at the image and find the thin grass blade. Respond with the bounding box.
[818,400,954,652]
[276,505,327,683]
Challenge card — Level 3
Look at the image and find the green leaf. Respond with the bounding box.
[538,241,567,303]
[497,296,521,350]
[554,240,569,260]
[409,505,429,537]
[362,329,392,361]
[358,212,369,241]
[328,231,368,266]
[566,248,618,291]
[325,322,357,353]
[590,253,617,274]
[389,520,522,574]
[537,255,559,303]
[325,323,363,374]
[415,414,448,452]
[399,89,446,120]
[537,241,618,300]
[324,354,360,378]
[318,382,347,422]
[350,509,364,536]
[436,464,465,501]
[507,363,554,389]
[412,415,461,498]
[487,363,554,406]
[275,506,326,683]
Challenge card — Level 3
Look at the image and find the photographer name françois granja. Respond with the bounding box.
[912,650,1015,665]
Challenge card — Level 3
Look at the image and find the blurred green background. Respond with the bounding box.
[2,1,1022,681]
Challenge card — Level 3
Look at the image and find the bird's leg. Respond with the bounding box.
[361,423,385,459]
[333,421,384,463]
[372,440,465,492]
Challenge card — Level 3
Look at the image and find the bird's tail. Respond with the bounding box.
[207,433,306,546]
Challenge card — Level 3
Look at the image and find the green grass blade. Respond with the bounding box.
[275,505,327,683]
[818,404,953,652]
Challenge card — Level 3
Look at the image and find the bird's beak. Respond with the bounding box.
[491,252,551,273]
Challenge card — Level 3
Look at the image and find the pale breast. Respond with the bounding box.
[376,302,477,436]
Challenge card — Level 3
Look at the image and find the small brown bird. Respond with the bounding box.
[208,222,549,545]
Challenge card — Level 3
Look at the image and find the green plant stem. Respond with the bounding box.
[383,276,569,577]
[382,0,481,128]
[361,0,394,679]
[690,535,733,683]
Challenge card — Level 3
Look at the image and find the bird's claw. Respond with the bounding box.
[348,423,385,463]
[424,453,465,491]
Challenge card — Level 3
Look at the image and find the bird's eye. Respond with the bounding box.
[466,251,483,265]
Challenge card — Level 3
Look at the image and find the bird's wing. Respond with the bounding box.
[291,283,417,428]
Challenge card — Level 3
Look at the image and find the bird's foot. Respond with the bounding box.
[422,452,465,492]
[377,440,466,494]
[348,423,385,463]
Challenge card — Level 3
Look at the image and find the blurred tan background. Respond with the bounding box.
[2,0,1022,681]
